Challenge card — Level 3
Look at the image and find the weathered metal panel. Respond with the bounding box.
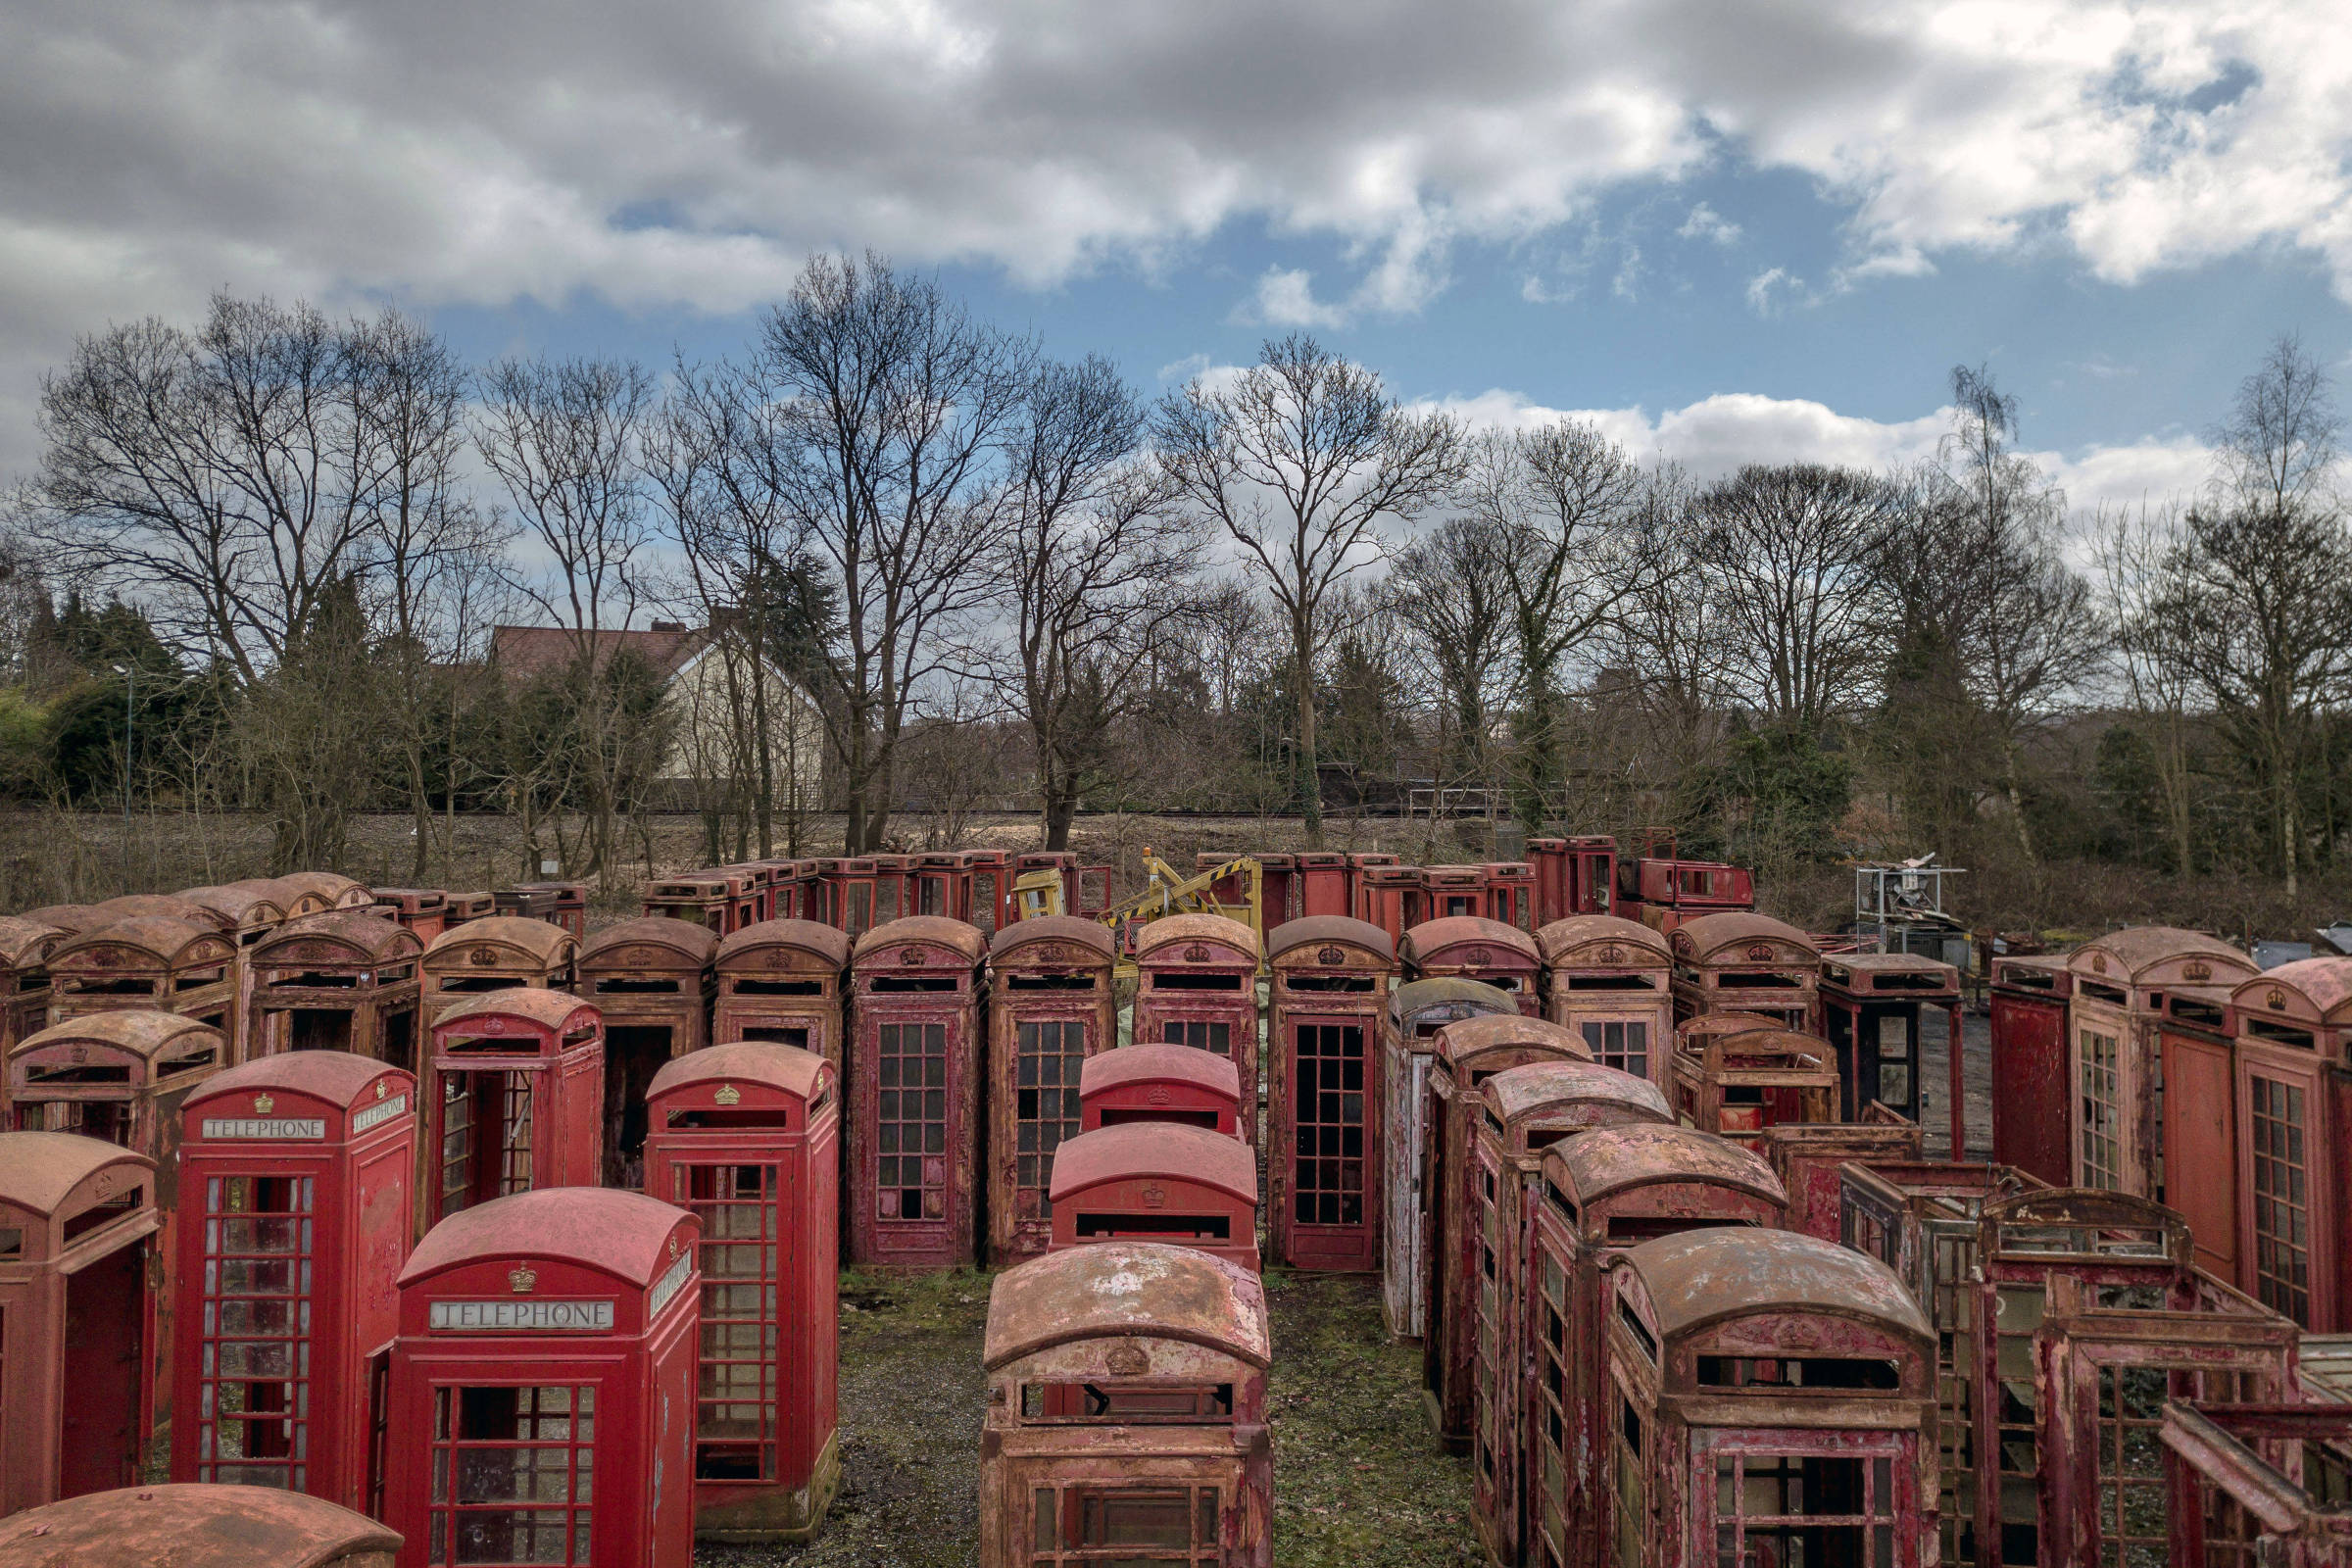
[1266,917,1394,1271]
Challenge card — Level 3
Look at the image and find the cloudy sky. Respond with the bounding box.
[6,0,2350,505]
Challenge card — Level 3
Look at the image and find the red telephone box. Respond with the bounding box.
[1510,1122,1788,1568]
[2153,981,2240,1283]
[1266,915,1394,1271]
[869,854,915,927]
[960,851,1011,937]
[418,917,578,1034]
[576,916,716,1190]
[172,1052,416,1511]
[503,881,588,939]
[1667,911,1820,1032]
[1421,866,1485,921]
[1670,1024,1839,1151]
[1420,1013,1591,1451]
[440,891,496,929]
[272,873,375,913]
[2160,1401,2352,1568]
[1528,835,1617,926]
[1130,913,1259,1140]
[1295,853,1350,918]
[1080,1044,1242,1136]
[985,916,1116,1263]
[1048,1121,1261,1271]
[1989,954,2072,1185]
[815,858,879,935]
[1254,853,1298,927]
[1352,864,1421,947]
[1601,1229,1937,1568]
[1536,914,1674,1087]
[46,915,241,1063]
[911,853,966,920]
[384,1187,700,1568]
[847,916,984,1268]
[2227,957,2352,1329]
[641,868,759,934]
[0,1483,401,1566]
[712,919,852,1071]
[1763,1111,1927,1240]
[2065,927,2255,1196]
[1817,951,1962,1141]
[1400,916,1542,1015]
[981,1244,1273,1568]
[421,990,603,1233]
[369,889,451,945]
[1483,862,1535,930]
[0,1131,160,1515]
[248,911,424,1069]
[643,1042,840,1542]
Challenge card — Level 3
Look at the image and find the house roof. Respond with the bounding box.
[489,623,706,681]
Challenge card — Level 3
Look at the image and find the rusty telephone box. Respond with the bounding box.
[980,1242,1273,1568]
[8,1009,224,1437]
[1601,1228,1937,1568]
[368,889,450,945]
[1839,1158,2050,1568]
[1465,1062,1675,1566]
[1400,916,1542,1016]
[1764,1110,1927,1240]
[2151,980,2243,1284]
[270,873,374,914]
[1266,915,1395,1272]
[1511,1123,1787,1568]
[46,915,240,1063]
[1295,852,1350,918]
[2160,1399,2352,1568]
[576,916,717,1189]
[172,1052,416,1510]
[869,854,914,927]
[959,851,1010,936]
[421,990,603,1234]
[0,917,61,1119]
[0,1483,400,1567]
[1483,862,1535,930]
[848,916,984,1268]
[643,1042,840,1543]
[1668,910,1820,1032]
[418,916,578,1034]
[1818,950,1963,1142]
[641,867,760,935]
[1130,914,1260,1140]
[986,916,1116,1263]
[385,1187,700,1568]
[1990,955,2074,1186]
[1381,976,1519,1338]
[503,881,587,939]
[1536,913,1674,1088]
[248,911,423,1070]
[2065,928,2255,1198]
[1671,1024,1839,1151]
[0,1132,159,1516]
[1079,1044,1243,1137]
[2224,956,2352,1329]
[1420,1012,1592,1451]
[1047,1121,1261,1270]
[712,919,852,1070]
[1972,1188,2297,1568]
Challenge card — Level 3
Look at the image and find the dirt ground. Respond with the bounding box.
[697,1267,1478,1568]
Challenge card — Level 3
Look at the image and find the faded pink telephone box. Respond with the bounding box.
[1400,917,1542,1015]
[0,1132,160,1516]
[384,1188,700,1568]
[1079,1043,1243,1137]
[421,990,603,1234]
[643,1042,840,1543]
[1130,914,1260,1140]
[1049,1121,1260,1271]
[172,1052,416,1513]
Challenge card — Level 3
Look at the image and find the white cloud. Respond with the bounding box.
[1677,203,1741,245]
[1745,267,1806,315]
[1246,267,1348,329]
[1419,386,2222,514]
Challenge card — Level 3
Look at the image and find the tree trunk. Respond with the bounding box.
[2002,744,2038,865]
[1294,629,1322,849]
[407,747,432,884]
[1044,785,1079,851]
[2282,757,2300,900]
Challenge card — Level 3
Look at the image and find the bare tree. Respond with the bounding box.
[1875,367,2101,860]
[757,253,1030,854]
[1459,420,1681,830]
[2157,339,2352,894]
[2090,500,2200,873]
[1385,516,1515,786]
[1691,464,1901,735]
[997,356,1200,849]
[1154,334,1465,846]
[472,354,657,876]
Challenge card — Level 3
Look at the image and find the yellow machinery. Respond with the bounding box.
[1096,850,1265,952]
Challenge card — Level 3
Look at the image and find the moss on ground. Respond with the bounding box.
[710,1264,1477,1565]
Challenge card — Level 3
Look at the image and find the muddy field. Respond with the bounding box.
[697,1267,1478,1568]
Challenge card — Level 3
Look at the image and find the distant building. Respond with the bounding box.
[487,620,826,810]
